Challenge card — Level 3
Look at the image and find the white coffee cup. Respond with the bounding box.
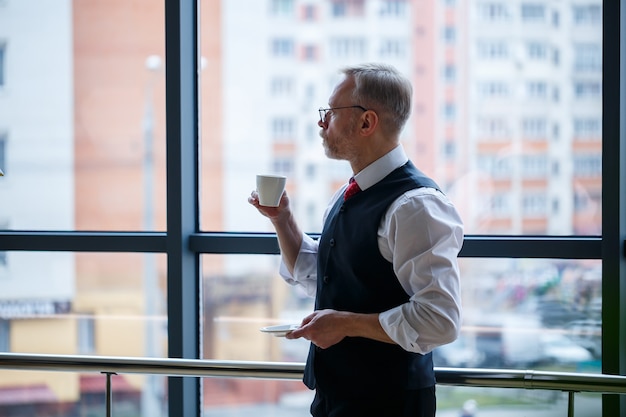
[256,174,286,207]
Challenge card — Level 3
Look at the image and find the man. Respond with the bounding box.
[249,63,463,417]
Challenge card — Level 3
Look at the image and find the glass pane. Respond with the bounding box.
[201,255,601,411]
[200,0,602,235]
[202,378,312,416]
[437,388,601,417]
[202,254,313,362]
[0,0,166,231]
[201,255,601,371]
[444,258,601,372]
[0,252,168,416]
[0,370,167,417]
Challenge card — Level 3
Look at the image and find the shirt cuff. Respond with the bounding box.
[379,305,424,354]
[278,233,318,297]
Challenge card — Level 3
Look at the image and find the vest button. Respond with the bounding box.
[323,275,330,283]
[329,238,335,247]
[340,205,345,212]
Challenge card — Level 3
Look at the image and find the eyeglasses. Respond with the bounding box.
[318,105,367,124]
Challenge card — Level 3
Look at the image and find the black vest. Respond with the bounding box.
[304,161,439,397]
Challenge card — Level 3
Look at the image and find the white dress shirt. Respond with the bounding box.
[279,145,464,354]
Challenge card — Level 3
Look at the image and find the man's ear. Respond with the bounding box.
[359,110,378,136]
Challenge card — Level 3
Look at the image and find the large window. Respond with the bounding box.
[1,0,623,417]
[0,42,5,87]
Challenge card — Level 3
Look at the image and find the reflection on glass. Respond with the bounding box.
[437,388,601,417]
[202,378,313,416]
[201,255,601,412]
[201,0,602,235]
[202,255,313,363]
[451,258,601,371]
[0,252,168,417]
[0,370,167,417]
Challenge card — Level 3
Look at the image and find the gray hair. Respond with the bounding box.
[340,63,413,135]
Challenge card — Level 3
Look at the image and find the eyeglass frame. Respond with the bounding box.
[318,105,368,124]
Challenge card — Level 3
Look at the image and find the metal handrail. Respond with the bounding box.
[1,353,625,416]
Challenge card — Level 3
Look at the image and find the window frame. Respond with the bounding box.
[0,1,623,417]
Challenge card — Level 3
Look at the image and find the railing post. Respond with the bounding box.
[567,391,575,417]
[102,371,117,417]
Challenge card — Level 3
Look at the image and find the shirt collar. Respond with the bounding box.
[353,145,408,191]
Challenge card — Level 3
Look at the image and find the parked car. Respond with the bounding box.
[536,300,585,328]
[433,336,484,368]
[565,319,602,358]
[540,333,593,364]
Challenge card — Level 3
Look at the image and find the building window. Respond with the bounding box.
[304,83,315,100]
[574,191,597,213]
[270,76,294,97]
[443,141,456,158]
[574,81,601,99]
[330,37,366,59]
[573,5,602,25]
[380,0,407,17]
[523,193,547,216]
[491,192,510,215]
[478,81,509,99]
[521,3,545,23]
[271,117,295,141]
[443,26,456,44]
[306,123,317,142]
[0,320,9,352]
[522,155,548,178]
[527,42,548,60]
[77,315,95,354]
[0,133,5,174]
[301,44,318,61]
[573,117,602,139]
[271,38,294,57]
[443,65,456,82]
[477,117,509,139]
[478,2,509,22]
[526,81,548,100]
[270,0,294,16]
[522,117,548,139]
[0,42,5,87]
[272,157,293,176]
[477,40,509,60]
[573,154,602,177]
[574,43,602,73]
[478,154,512,178]
[443,103,456,120]
[0,220,6,267]
[302,4,317,21]
[552,123,560,140]
[331,0,365,18]
[379,39,407,59]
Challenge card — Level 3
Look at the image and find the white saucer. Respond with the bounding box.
[259,324,299,337]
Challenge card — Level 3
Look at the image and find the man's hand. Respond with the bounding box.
[248,189,302,276]
[286,309,394,348]
[248,190,291,224]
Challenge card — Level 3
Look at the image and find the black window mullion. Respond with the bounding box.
[601,0,626,415]
[165,0,201,416]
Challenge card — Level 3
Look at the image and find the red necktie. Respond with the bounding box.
[343,177,361,201]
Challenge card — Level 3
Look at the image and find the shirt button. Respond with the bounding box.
[323,275,330,283]
[329,238,335,247]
